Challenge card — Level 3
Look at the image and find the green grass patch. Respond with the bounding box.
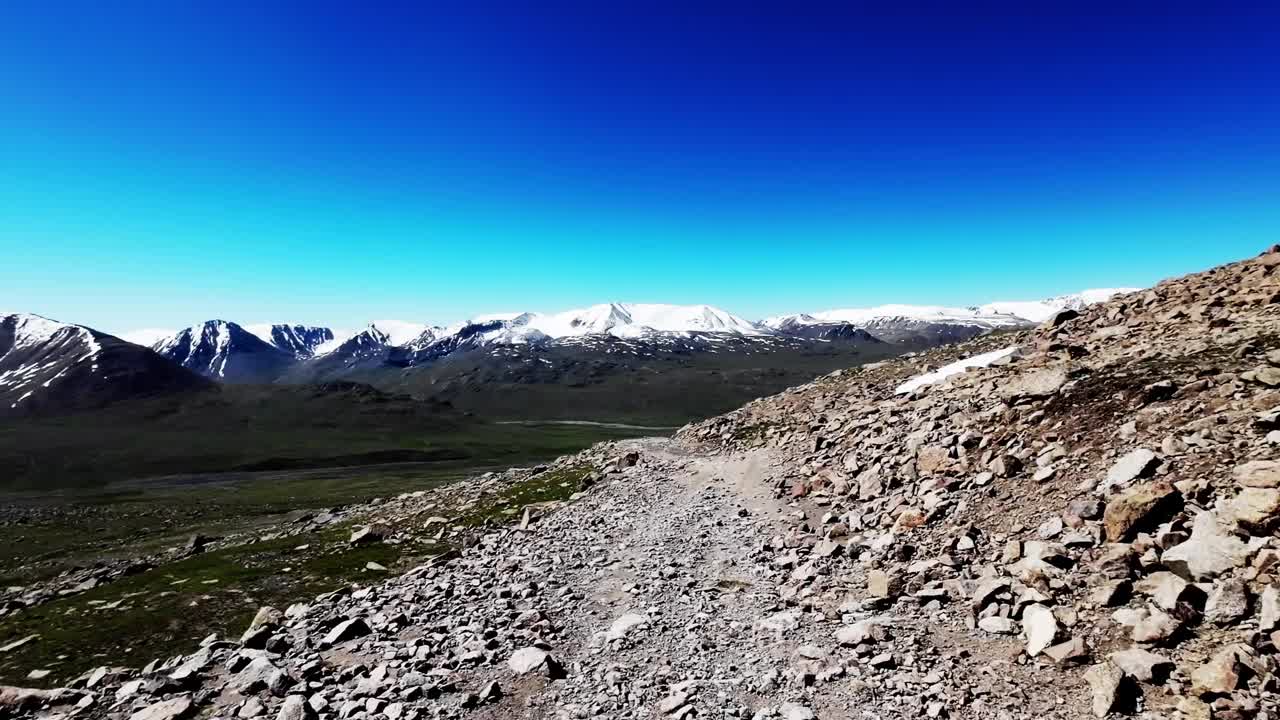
[456,463,596,528]
[0,521,437,687]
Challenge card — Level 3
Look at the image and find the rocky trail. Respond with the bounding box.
[10,247,1280,720]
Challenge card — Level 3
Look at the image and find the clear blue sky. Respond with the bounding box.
[2,1,1277,334]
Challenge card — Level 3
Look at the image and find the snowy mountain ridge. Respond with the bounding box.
[763,289,1137,330]
[127,289,1138,382]
[243,324,334,359]
[130,290,1135,358]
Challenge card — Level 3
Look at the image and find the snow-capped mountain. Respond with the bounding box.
[514,303,767,338]
[294,305,765,378]
[974,288,1140,323]
[244,324,335,359]
[763,304,1028,332]
[1,313,208,416]
[313,321,435,355]
[153,321,295,382]
[127,290,1138,385]
[766,289,1137,334]
[762,305,1028,345]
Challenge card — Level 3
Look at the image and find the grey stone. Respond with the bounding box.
[1204,579,1249,625]
[128,696,195,720]
[1162,512,1250,580]
[1103,449,1160,489]
[322,617,371,646]
[1110,647,1173,682]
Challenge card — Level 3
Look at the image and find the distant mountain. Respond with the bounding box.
[764,289,1137,343]
[152,321,295,383]
[291,321,444,380]
[763,317,882,343]
[764,303,1027,331]
[0,313,210,417]
[763,305,1026,346]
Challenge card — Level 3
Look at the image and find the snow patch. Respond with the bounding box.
[895,346,1022,395]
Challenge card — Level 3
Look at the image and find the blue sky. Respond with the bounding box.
[2,1,1278,334]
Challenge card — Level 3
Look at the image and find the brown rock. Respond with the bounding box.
[916,445,952,475]
[1102,481,1183,541]
[1190,646,1244,697]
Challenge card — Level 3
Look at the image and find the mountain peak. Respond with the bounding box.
[1,312,206,416]
[244,323,335,359]
[152,320,293,382]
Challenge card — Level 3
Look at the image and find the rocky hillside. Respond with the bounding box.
[680,246,1280,718]
[4,248,1278,720]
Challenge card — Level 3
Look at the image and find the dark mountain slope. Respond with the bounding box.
[0,313,211,418]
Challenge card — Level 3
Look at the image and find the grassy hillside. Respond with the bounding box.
[359,340,909,425]
[0,382,642,490]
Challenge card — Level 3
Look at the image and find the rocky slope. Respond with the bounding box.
[4,250,1273,720]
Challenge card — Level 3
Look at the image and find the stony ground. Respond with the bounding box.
[8,247,1280,720]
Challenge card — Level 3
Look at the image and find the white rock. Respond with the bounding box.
[604,613,649,642]
[1022,604,1058,656]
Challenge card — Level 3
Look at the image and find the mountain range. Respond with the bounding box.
[0,288,1136,418]
[141,290,1135,379]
